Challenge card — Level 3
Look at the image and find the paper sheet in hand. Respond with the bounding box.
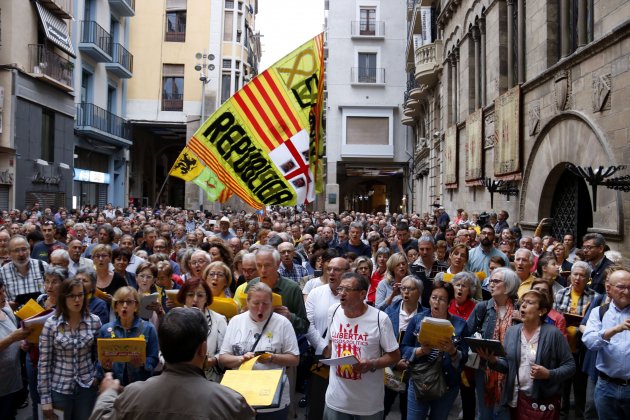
[97,337,146,363]
[239,353,273,370]
[221,369,284,408]
[418,317,454,347]
[22,309,55,344]
[209,297,239,319]
[138,293,159,319]
[15,299,44,320]
[464,337,507,357]
[319,355,360,366]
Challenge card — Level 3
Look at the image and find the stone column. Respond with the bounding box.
[451,51,459,123]
[480,17,486,106]
[517,0,525,83]
[473,26,481,109]
[577,0,587,46]
[507,0,514,87]
[560,0,570,56]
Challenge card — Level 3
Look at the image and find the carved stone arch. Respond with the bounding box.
[463,0,489,31]
[443,25,462,59]
[519,111,623,238]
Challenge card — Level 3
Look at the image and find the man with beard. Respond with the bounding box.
[581,233,614,294]
[466,224,510,277]
[31,221,67,263]
[1,235,48,309]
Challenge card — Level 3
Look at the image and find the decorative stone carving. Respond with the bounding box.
[528,101,540,137]
[592,73,612,112]
[484,112,496,148]
[553,70,571,112]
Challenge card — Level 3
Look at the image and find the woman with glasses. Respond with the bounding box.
[38,266,67,310]
[384,275,426,419]
[177,278,227,382]
[353,256,373,280]
[401,280,470,419]
[467,267,520,419]
[38,278,102,420]
[97,287,159,386]
[479,290,575,420]
[93,244,128,305]
[183,250,211,283]
[203,261,233,299]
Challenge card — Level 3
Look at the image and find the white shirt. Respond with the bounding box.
[325,304,399,416]
[511,327,540,407]
[302,276,326,296]
[398,304,417,334]
[305,284,340,354]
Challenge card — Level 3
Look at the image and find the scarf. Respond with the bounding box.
[484,299,514,406]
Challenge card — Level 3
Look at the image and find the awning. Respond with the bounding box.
[34,1,76,57]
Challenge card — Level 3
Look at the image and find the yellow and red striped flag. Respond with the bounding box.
[169,33,326,209]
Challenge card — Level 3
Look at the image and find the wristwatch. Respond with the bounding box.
[370,360,377,373]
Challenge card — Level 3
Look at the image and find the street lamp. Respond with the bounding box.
[194,52,215,122]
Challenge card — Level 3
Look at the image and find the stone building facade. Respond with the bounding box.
[405,0,630,255]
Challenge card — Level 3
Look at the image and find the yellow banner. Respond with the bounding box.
[169,33,326,208]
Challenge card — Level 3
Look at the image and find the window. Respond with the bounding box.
[346,117,388,145]
[221,73,232,103]
[360,8,376,35]
[236,13,243,42]
[162,64,184,111]
[358,52,377,83]
[223,59,231,69]
[223,11,233,41]
[225,0,234,8]
[165,11,186,42]
[41,109,54,162]
[81,70,93,103]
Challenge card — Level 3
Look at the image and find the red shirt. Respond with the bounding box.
[448,299,476,320]
[368,270,385,304]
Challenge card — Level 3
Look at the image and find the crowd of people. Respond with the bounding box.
[0,202,628,420]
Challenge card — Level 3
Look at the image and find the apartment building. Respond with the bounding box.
[404,0,630,253]
[324,0,409,214]
[127,0,261,210]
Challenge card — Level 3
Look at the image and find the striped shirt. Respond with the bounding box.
[0,259,48,302]
[38,313,101,404]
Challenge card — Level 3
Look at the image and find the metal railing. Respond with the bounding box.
[28,44,74,88]
[162,94,184,111]
[111,43,133,73]
[165,32,185,42]
[80,21,112,56]
[76,102,131,140]
[351,20,385,37]
[351,67,386,84]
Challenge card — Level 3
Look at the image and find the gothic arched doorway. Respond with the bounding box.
[549,169,593,245]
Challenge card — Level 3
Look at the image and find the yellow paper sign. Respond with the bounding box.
[221,369,283,408]
[21,308,55,344]
[94,288,110,301]
[272,293,283,307]
[418,317,455,348]
[209,297,239,319]
[97,337,146,363]
[15,299,44,320]
[165,289,183,307]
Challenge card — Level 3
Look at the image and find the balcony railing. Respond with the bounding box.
[414,40,443,86]
[351,67,386,84]
[28,44,74,90]
[80,21,112,61]
[76,102,132,141]
[108,0,135,17]
[165,32,186,42]
[108,43,133,74]
[351,20,385,37]
[162,94,184,111]
[39,0,73,19]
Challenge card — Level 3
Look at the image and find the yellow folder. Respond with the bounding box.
[15,299,44,320]
[209,297,239,319]
[221,369,284,408]
[418,317,455,348]
[97,337,146,363]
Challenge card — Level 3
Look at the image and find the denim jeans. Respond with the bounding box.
[594,377,630,420]
[323,405,384,420]
[52,386,97,420]
[407,382,458,419]
[474,369,510,420]
[25,354,40,420]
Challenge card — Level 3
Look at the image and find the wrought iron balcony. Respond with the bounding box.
[414,40,442,86]
[79,21,112,62]
[165,32,186,42]
[350,20,385,37]
[38,0,73,19]
[75,102,132,146]
[162,94,184,111]
[108,0,135,17]
[104,43,133,78]
[28,44,74,92]
[351,67,386,84]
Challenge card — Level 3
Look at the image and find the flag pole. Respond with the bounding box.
[154,175,170,209]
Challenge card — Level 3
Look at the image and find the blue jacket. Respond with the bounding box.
[97,316,159,385]
[401,311,470,387]
[89,296,109,325]
[384,299,428,342]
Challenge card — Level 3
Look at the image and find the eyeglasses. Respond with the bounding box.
[117,299,137,306]
[93,254,109,260]
[581,245,600,250]
[430,295,448,304]
[10,247,30,254]
[185,292,207,299]
[67,293,85,300]
[207,271,226,278]
[613,284,630,292]
[520,299,538,306]
[190,260,207,266]
[400,286,418,292]
[336,286,362,293]
[489,279,504,285]
[43,279,61,286]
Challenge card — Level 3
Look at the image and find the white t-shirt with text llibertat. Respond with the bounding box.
[325,304,399,416]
